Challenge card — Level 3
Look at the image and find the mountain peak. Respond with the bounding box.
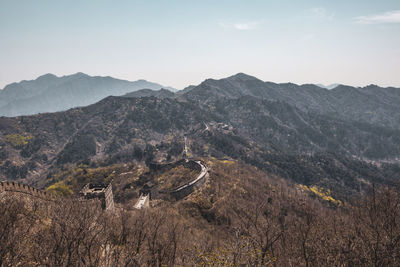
[316,83,340,90]
[71,72,90,78]
[228,72,260,81]
[36,73,58,81]
[364,84,379,89]
[0,73,171,116]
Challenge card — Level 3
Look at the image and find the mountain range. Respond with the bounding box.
[0,73,175,117]
[183,73,400,129]
[0,72,399,201]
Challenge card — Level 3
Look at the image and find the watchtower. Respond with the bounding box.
[80,183,115,211]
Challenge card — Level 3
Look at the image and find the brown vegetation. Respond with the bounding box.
[1,159,400,266]
[157,165,199,191]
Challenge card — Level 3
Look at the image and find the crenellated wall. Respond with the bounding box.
[0,160,206,207]
[1,181,114,212]
[80,183,115,211]
[0,181,54,200]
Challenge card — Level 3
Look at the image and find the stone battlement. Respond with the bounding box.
[0,181,53,200]
[80,183,115,211]
[1,181,114,212]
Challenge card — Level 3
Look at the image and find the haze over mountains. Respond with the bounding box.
[2,72,400,125]
[0,73,175,117]
[184,73,400,129]
[1,70,400,265]
[1,72,400,200]
[123,88,175,99]
[3,1,400,264]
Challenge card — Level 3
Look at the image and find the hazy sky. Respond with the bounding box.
[1,0,400,89]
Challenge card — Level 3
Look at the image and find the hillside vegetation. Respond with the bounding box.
[1,73,400,266]
[1,159,399,266]
[0,92,399,199]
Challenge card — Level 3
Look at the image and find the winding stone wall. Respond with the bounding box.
[0,181,53,200]
[152,160,207,200]
[169,160,207,200]
[1,181,115,213]
[148,159,186,172]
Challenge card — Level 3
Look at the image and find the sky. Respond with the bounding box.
[0,0,400,89]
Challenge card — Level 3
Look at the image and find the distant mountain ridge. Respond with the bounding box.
[1,93,399,198]
[0,73,175,117]
[2,72,400,130]
[123,88,175,99]
[182,73,400,129]
[1,72,400,200]
[316,83,340,89]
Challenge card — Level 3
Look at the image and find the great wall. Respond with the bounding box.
[0,180,115,211]
[80,183,115,211]
[1,159,208,211]
[135,159,208,209]
[168,160,208,200]
[0,181,54,200]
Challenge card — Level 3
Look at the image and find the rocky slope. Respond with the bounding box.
[0,73,400,200]
[183,73,400,129]
[0,93,399,199]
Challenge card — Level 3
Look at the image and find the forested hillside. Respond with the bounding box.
[1,73,400,266]
[1,159,399,266]
[1,74,400,199]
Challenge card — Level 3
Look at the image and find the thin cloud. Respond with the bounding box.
[307,7,335,20]
[233,21,260,30]
[355,10,400,24]
[219,20,262,31]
